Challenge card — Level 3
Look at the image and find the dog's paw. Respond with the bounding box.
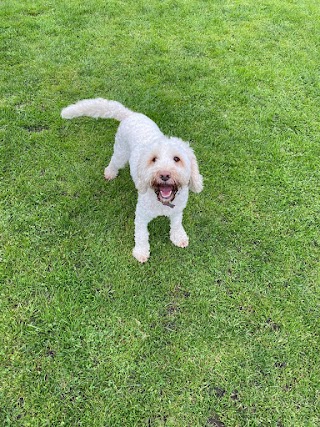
[132,247,150,263]
[170,230,189,248]
[104,166,118,180]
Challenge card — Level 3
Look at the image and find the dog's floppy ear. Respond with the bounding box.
[134,153,149,194]
[135,174,149,194]
[187,147,203,193]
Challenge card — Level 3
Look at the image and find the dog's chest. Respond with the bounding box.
[138,188,189,218]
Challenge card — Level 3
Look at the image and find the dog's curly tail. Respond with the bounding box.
[61,98,134,121]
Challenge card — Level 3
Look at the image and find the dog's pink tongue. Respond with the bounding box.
[160,186,172,198]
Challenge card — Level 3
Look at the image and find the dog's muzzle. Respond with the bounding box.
[153,183,178,208]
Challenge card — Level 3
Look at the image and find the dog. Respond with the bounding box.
[61,98,203,262]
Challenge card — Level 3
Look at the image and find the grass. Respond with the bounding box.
[1,0,320,425]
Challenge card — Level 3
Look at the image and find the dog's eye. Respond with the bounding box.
[173,156,180,163]
[151,157,157,163]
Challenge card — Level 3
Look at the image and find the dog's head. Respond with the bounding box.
[136,137,203,203]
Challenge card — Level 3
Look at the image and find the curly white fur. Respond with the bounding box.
[61,98,203,262]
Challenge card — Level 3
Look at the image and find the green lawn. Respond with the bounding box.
[1,0,320,425]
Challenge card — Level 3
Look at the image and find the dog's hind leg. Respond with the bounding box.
[104,132,129,180]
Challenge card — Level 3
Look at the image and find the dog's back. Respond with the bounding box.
[116,112,163,151]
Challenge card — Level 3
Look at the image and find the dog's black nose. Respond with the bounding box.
[160,174,170,182]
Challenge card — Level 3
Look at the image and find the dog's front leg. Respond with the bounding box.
[132,207,151,263]
[170,212,189,248]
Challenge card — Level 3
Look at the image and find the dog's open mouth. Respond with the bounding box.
[154,183,178,207]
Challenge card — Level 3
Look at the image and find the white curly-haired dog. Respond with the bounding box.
[61,98,203,263]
